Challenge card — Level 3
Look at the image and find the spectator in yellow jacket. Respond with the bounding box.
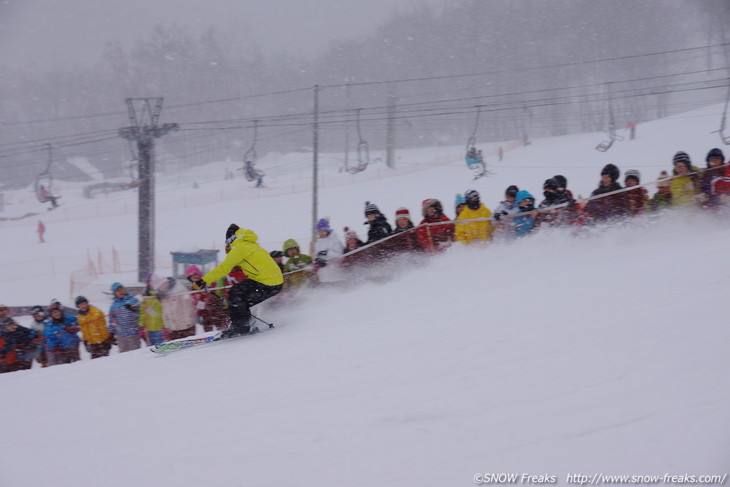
[139,289,165,346]
[670,151,699,207]
[455,189,495,244]
[75,296,112,359]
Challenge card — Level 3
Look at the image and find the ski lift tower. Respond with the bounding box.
[118,97,179,282]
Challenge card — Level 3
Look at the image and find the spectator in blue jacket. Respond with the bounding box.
[43,300,81,366]
[514,190,538,237]
[108,282,141,353]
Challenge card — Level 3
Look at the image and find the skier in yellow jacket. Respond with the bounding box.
[191,224,283,338]
[454,189,495,244]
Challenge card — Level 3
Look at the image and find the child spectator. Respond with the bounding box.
[514,191,538,237]
[493,185,520,239]
[417,198,453,252]
[313,218,344,283]
[455,189,494,244]
[670,151,699,207]
[624,170,648,216]
[75,296,113,359]
[282,239,314,290]
[108,282,141,353]
[139,284,165,345]
[454,194,466,218]
[44,300,81,366]
[363,202,392,244]
[186,265,227,333]
[392,207,420,252]
[393,207,414,233]
[343,227,365,255]
[647,171,673,212]
[28,305,47,367]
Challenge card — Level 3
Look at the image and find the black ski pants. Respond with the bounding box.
[228,280,282,331]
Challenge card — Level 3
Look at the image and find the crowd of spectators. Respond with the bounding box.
[2,148,729,373]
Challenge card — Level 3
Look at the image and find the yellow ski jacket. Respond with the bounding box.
[454,204,495,244]
[204,228,284,286]
[77,305,110,345]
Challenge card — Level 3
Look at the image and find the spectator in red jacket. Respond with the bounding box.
[417,198,453,252]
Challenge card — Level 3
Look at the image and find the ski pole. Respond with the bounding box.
[252,313,274,329]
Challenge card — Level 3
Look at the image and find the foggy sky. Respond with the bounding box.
[0,0,430,71]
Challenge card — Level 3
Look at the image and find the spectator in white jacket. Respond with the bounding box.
[313,218,344,283]
[152,276,197,340]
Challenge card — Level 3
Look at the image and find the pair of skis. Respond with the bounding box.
[150,316,273,354]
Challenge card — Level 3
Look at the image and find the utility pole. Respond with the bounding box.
[312,85,320,236]
[385,89,397,169]
[118,97,178,282]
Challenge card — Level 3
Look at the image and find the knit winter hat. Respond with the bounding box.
[395,207,410,220]
[505,185,519,197]
[110,282,123,293]
[600,164,620,182]
[673,151,692,170]
[269,250,283,259]
[656,170,671,188]
[465,189,479,201]
[48,299,63,312]
[454,193,466,208]
[186,265,202,278]
[74,296,88,306]
[706,148,725,165]
[31,305,44,315]
[316,218,331,232]
[624,169,641,183]
[343,226,359,241]
[553,175,567,189]
[543,178,559,191]
[225,224,240,244]
[364,201,380,216]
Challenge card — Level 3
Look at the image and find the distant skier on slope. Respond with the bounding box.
[189,224,283,339]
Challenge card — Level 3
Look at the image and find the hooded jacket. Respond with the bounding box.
[417,199,454,251]
[44,313,81,350]
[77,305,111,345]
[282,238,313,273]
[204,227,283,287]
[513,191,537,237]
[454,203,494,243]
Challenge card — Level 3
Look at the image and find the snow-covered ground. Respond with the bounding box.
[0,104,728,485]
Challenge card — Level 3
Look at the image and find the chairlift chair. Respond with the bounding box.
[346,109,370,174]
